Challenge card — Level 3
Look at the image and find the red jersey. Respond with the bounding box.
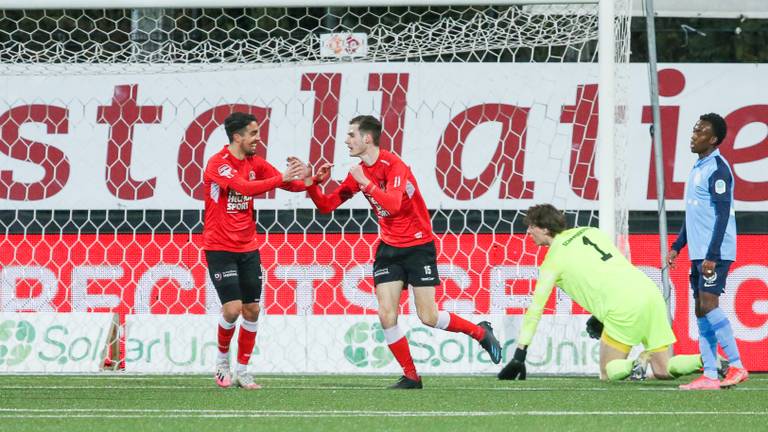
[203,146,306,252]
[307,150,434,248]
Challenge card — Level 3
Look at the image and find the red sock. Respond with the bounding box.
[236,327,257,366]
[217,323,236,354]
[446,313,485,341]
[388,336,419,381]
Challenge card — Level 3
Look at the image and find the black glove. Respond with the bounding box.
[586,315,603,340]
[497,347,527,380]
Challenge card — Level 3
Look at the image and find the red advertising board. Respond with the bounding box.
[1,233,766,369]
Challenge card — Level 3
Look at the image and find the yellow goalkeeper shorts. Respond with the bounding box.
[602,292,676,352]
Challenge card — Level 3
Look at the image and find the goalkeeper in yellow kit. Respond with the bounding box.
[498,204,705,381]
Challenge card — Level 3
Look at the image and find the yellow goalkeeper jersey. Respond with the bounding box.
[518,226,675,349]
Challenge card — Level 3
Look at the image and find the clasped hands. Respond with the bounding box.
[284,157,369,188]
[281,157,333,185]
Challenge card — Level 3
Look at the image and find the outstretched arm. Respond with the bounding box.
[228,175,283,196]
[208,159,304,197]
[255,157,309,192]
[306,173,359,213]
[498,266,558,381]
[518,268,558,348]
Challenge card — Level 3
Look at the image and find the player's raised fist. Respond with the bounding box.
[349,164,369,187]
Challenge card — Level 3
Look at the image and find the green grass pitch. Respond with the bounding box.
[1,374,766,431]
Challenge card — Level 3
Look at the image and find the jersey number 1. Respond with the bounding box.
[582,236,613,261]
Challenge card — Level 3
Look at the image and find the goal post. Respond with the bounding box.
[0,0,632,374]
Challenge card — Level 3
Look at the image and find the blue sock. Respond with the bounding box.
[705,308,744,369]
[697,317,719,379]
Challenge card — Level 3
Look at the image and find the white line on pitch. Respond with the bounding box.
[0,409,767,418]
[0,385,765,392]
[2,375,766,383]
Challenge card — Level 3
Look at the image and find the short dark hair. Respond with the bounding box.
[350,115,381,146]
[523,204,567,236]
[224,112,257,143]
[699,113,727,146]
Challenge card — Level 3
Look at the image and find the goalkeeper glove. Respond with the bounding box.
[497,347,527,380]
[585,315,604,340]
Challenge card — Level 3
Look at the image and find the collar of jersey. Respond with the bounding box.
[694,148,720,168]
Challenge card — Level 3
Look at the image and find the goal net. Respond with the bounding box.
[0,1,631,374]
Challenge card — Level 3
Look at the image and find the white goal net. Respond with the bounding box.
[0,1,631,374]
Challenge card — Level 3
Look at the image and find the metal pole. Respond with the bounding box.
[644,0,673,322]
[598,0,616,244]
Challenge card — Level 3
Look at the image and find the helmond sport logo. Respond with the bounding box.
[343,322,393,368]
[0,320,35,366]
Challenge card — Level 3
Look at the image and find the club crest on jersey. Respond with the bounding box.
[249,171,256,181]
[218,164,234,179]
